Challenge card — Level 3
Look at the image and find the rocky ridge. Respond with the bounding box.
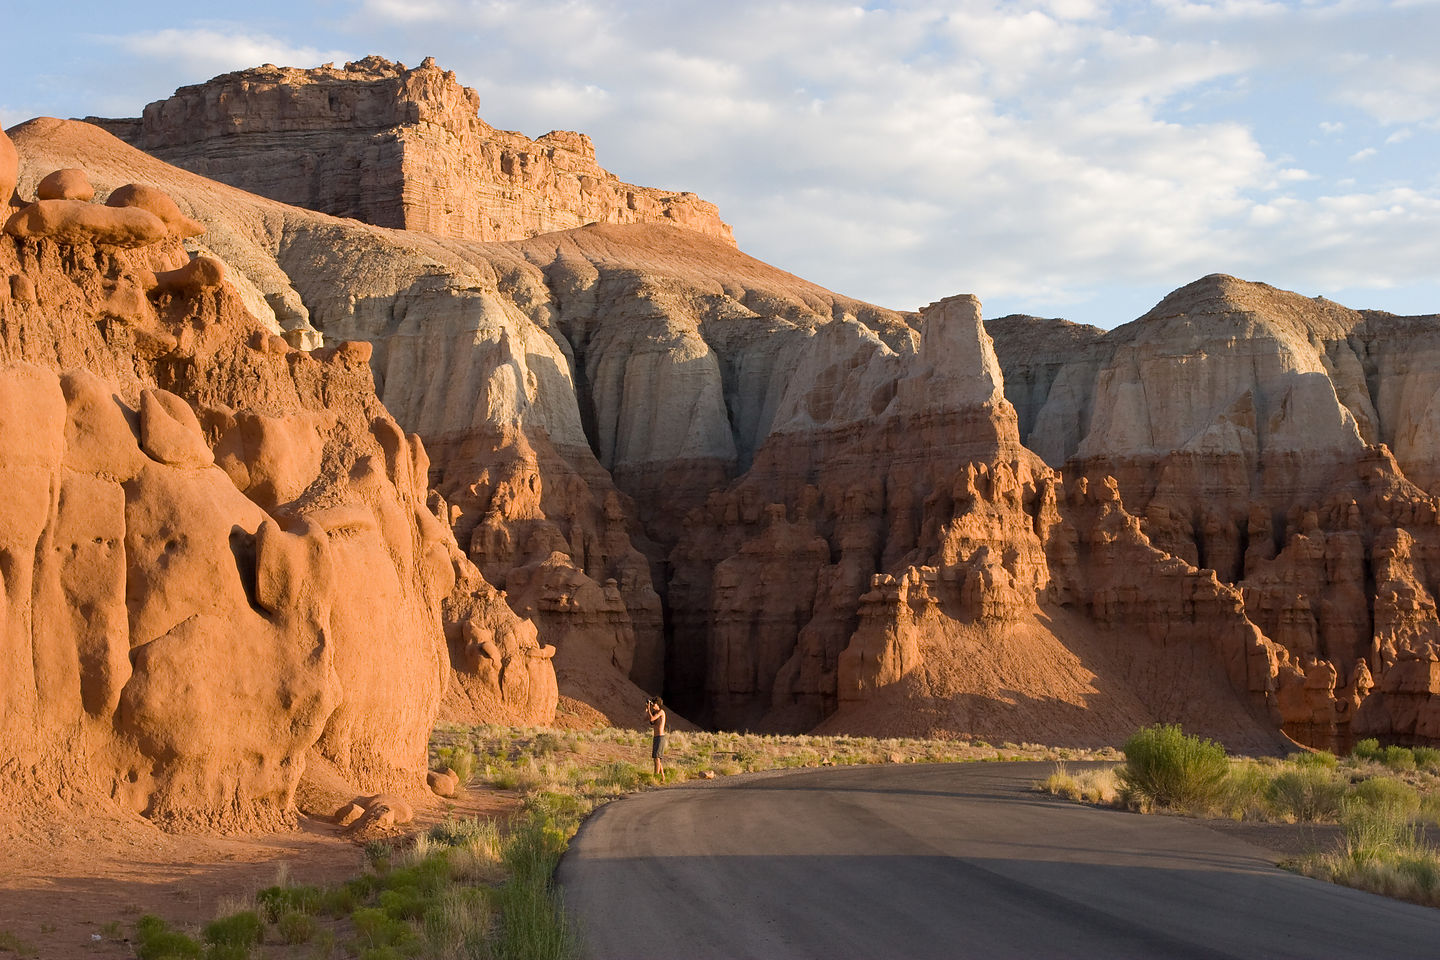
[90,56,734,246]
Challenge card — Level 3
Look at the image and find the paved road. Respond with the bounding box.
[558,761,1440,959]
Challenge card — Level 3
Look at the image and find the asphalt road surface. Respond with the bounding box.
[557,761,1440,959]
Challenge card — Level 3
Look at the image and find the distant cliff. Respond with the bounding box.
[89,55,734,245]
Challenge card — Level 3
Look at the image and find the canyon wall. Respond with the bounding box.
[16,68,1440,764]
[89,56,734,246]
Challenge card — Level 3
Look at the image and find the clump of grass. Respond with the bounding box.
[434,744,476,786]
[1288,750,1337,769]
[202,910,262,960]
[1348,776,1420,818]
[0,931,35,958]
[1216,760,1274,821]
[1266,765,1347,822]
[1353,738,1383,762]
[276,910,317,945]
[1413,745,1440,773]
[257,884,320,923]
[134,915,202,960]
[1117,724,1229,812]
[1382,745,1418,773]
[1038,763,1120,805]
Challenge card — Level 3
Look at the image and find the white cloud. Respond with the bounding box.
[104,28,352,78]
[1387,128,1414,144]
[1349,147,1378,162]
[1319,121,1345,134]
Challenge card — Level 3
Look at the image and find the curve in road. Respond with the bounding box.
[558,761,1440,960]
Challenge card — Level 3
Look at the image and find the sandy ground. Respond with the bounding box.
[0,787,520,960]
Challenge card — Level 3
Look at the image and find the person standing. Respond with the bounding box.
[645,697,667,781]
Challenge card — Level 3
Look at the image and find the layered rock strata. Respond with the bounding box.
[990,279,1440,750]
[20,107,1440,754]
[90,56,734,246]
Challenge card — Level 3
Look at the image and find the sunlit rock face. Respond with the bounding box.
[89,56,734,246]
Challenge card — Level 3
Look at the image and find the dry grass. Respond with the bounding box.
[1038,763,1121,805]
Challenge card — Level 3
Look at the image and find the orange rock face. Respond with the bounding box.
[91,56,734,246]
[0,155,556,833]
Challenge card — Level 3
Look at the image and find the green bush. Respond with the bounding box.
[1118,724,1229,811]
[1288,750,1338,769]
[1342,795,1420,864]
[1383,745,1417,772]
[1412,745,1440,772]
[1216,761,1273,820]
[256,885,320,923]
[202,912,262,950]
[1348,777,1421,817]
[1266,766,1346,822]
[350,907,417,953]
[276,910,317,945]
[1353,738,1383,761]
[134,915,202,960]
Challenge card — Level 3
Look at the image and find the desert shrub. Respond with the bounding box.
[276,910,317,945]
[256,884,320,923]
[1383,745,1418,772]
[1266,766,1346,822]
[1412,745,1440,773]
[1342,794,1421,864]
[1288,750,1338,769]
[350,907,417,953]
[1348,777,1421,818]
[1217,761,1274,820]
[203,912,262,950]
[134,915,202,960]
[1353,738,1383,761]
[1118,724,1229,811]
[434,745,476,786]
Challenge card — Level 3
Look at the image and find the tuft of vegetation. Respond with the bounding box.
[1038,763,1120,805]
[1413,745,1440,773]
[134,915,203,960]
[1117,724,1229,812]
[1352,738,1383,762]
[1382,745,1418,772]
[0,931,35,958]
[433,744,476,786]
[1265,766,1347,822]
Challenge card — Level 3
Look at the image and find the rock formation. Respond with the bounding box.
[990,279,1440,750]
[0,128,556,835]
[12,57,1440,774]
[90,56,733,246]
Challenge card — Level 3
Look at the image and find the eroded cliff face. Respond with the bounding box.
[16,105,1440,757]
[991,277,1440,751]
[89,56,734,246]
[0,130,556,836]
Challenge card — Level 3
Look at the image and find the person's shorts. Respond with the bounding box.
[651,734,667,759]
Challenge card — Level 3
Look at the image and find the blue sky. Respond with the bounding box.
[5,0,1439,329]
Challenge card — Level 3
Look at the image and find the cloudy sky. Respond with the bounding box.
[5,0,1438,328]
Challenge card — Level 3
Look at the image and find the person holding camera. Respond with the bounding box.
[645,696,667,780]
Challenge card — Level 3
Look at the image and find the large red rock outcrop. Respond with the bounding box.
[0,141,556,834]
[90,56,734,246]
